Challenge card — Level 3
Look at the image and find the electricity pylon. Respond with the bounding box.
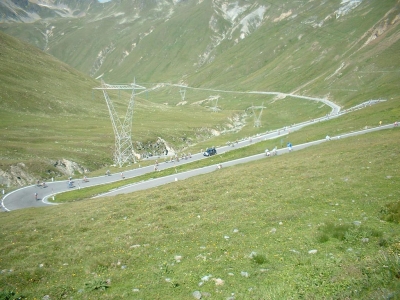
[179,86,187,101]
[251,103,264,127]
[94,79,146,167]
[210,95,220,112]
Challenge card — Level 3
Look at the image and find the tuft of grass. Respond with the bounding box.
[378,251,400,280]
[84,279,110,292]
[251,253,268,265]
[317,222,383,244]
[319,222,352,241]
[381,201,400,224]
[0,290,26,300]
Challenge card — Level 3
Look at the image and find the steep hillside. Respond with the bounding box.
[1,0,399,108]
[0,31,109,186]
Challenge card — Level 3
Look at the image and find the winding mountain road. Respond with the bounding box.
[1,94,393,211]
[93,123,398,198]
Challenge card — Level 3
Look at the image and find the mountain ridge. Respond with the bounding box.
[0,0,97,23]
[4,0,397,91]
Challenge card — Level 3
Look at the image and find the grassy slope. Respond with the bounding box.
[0,1,399,298]
[0,129,399,299]
[0,31,112,175]
[186,0,400,99]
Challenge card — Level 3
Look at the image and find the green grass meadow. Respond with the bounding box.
[0,1,399,298]
[1,129,399,299]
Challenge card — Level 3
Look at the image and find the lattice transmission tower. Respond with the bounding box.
[251,103,264,127]
[210,95,220,112]
[179,86,187,101]
[94,79,146,167]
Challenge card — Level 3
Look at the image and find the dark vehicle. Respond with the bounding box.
[203,147,217,157]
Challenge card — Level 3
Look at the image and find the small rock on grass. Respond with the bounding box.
[201,275,212,281]
[214,278,224,286]
[241,271,250,278]
[193,291,202,299]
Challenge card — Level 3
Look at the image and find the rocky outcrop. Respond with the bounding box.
[53,159,89,176]
[90,43,116,77]
[0,163,36,187]
[0,159,89,188]
[198,2,267,67]
[0,0,93,23]
[135,137,176,158]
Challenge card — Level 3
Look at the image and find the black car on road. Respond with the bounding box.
[203,147,217,157]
